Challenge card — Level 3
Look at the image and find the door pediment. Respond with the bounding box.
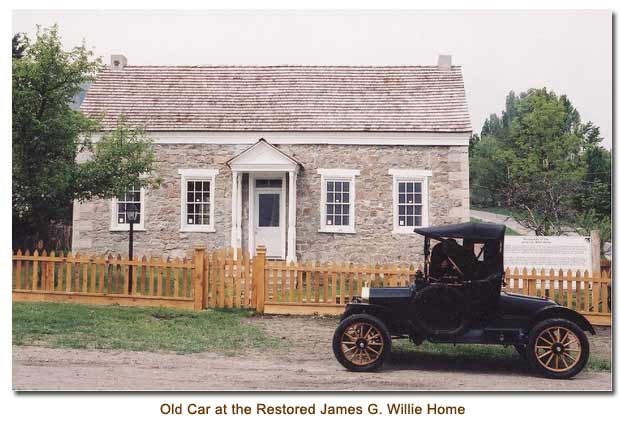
[227,139,301,172]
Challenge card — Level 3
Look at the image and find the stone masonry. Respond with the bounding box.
[72,143,469,263]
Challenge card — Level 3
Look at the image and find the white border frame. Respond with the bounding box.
[109,187,146,231]
[389,169,432,233]
[178,168,219,233]
[317,168,360,234]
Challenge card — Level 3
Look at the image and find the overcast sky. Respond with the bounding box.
[12,9,612,148]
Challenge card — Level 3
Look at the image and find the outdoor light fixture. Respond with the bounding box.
[126,203,138,225]
[126,203,137,293]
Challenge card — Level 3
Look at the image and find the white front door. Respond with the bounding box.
[254,185,284,258]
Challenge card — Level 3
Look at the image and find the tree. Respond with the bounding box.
[12,33,27,59]
[12,25,159,248]
[470,88,609,236]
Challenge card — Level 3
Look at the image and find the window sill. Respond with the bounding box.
[393,227,424,234]
[319,227,357,234]
[110,227,146,232]
[180,227,216,233]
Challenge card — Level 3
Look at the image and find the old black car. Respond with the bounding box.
[332,222,594,379]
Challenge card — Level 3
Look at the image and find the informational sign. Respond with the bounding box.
[504,236,593,272]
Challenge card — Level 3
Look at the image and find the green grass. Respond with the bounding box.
[392,341,610,372]
[470,216,521,236]
[12,301,281,355]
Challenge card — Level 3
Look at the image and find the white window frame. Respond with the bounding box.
[318,168,359,234]
[110,187,146,231]
[178,168,219,233]
[389,169,432,233]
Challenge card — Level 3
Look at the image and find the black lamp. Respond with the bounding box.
[126,203,138,293]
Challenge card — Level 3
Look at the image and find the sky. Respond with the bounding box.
[12,9,612,148]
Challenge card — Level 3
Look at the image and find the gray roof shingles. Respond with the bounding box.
[80,65,471,132]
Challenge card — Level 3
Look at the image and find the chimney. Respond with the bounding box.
[110,54,127,71]
[437,54,452,71]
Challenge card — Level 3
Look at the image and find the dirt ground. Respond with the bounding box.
[13,315,612,391]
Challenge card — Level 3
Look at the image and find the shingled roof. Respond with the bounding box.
[80,65,471,132]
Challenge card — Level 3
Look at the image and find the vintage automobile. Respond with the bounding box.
[332,222,594,379]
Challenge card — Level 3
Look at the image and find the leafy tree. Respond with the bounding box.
[12,33,27,59]
[470,88,610,236]
[12,25,159,248]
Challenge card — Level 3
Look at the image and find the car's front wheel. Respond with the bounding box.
[526,318,589,379]
[332,314,391,372]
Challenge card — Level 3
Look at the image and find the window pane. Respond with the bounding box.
[415,205,422,216]
[327,181,334,191]
[188,181,194,191]
[414,182,422,193]
[342,216,349,226]
[414,193,422,204]
[399,183,406,193]
[327,204,334,214]
[406,183,414,193]
[406,216,414,226]
[342,204,350,216]
[327,192,334,203]
[415,216,422,226]
[406,205,414,216]
[398,205,406,216]
[342,193,350,204]
[334,215,342,225]
[258,193,280,227]
[399,193,406,204]
[342,182,349,193]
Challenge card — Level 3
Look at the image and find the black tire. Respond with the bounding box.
[332,314,391,372]
[526,318,589,379]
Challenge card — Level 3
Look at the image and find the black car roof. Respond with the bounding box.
[414,222,506,241]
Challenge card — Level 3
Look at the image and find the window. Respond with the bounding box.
[318,169,359,233]
[179,169,219,232]
[110,186,145,231]
[389,169,432,233]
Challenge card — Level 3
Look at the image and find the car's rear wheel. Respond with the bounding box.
[526,318,589,379]
[332,314,391,372]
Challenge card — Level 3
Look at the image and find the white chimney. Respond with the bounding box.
[111,54,127,71]
[437,54,452,71]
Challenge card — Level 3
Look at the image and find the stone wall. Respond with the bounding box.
[72,143,469,263]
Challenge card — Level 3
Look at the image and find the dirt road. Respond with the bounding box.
[13,315,611,391]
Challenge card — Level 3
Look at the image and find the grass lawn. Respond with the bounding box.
[393,340,610,372]
[13,301,281,355]
[470,216,522,236]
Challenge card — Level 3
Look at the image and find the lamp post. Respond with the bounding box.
[126,203,138,294]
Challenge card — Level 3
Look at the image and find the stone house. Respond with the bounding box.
[72,54,471,263]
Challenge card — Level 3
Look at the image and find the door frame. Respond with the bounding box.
[248,172,287,259]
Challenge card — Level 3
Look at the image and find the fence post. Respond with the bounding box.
[254,245,266,313]
[591,230,601,273]
[193,248,205,311]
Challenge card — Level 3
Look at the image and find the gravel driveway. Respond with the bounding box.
[13,315,611,391]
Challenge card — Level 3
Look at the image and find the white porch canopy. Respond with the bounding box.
[226,139,302,261]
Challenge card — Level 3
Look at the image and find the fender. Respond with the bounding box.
[341,302,407,333]
[533,305,596,335]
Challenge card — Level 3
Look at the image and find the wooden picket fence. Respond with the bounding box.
[12,249,197,309]
[263,259,418,315]
[11,247,612,325]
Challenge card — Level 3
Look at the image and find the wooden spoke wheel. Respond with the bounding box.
[527,318,589,379]
[333,314,391,372]
[341,322,385,366]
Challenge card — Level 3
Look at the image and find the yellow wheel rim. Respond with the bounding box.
[534,326,582,373]
[340,322,385,366]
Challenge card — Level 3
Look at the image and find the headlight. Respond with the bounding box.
[361,287,370,300]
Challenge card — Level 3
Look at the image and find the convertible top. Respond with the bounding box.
[414,223,506,242]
